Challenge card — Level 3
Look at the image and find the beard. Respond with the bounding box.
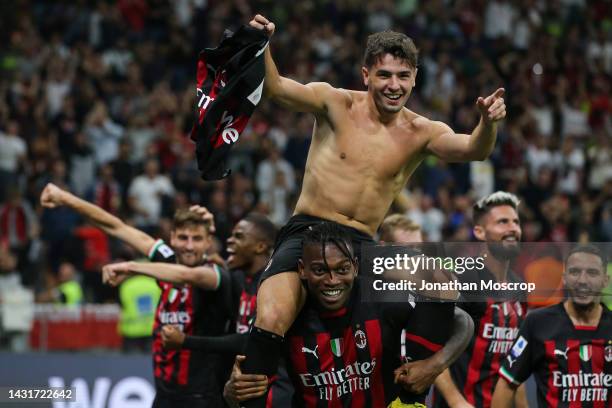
[488,241,521,261]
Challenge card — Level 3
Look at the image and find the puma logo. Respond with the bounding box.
[302,345,319,359]
[554,347,569,360]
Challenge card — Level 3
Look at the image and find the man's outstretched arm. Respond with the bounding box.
[249,14,344,114]
[102,261,221,290]
[40,183,155,255]
[424,88,506,162]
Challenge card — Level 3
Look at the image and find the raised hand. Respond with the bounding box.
[249,14,275,37]
[40,183,66,208]
[189,205,216,234]
[476,88,506,123]
[101,262,132,287]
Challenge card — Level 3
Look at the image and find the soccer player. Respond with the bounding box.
[492,244,611,408]
[40,183,232,408]
[242,14,507,406]
[225,222,474,407]
[433,192,528,408]
[161,213,294,406]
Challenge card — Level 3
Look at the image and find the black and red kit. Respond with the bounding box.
[148,239,232,406]
[190,25,267,180]
[498,302,611,408]
[434,268,527,408]
[285,279,452,407]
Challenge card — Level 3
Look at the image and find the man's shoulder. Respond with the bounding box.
[525,302,564,323]
[409,114,451,135]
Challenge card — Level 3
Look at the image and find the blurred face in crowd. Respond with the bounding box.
[388,228,423,244]
[226,220,265,270]
[170,225,210,267]
[299,242,357,311]
[564,252,608,308]
[474,205,522,260]
[362,54,417,115]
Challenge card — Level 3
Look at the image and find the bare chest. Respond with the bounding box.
[317,113,425,179]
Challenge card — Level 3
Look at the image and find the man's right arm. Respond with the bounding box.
[250,14,343,115]
[40,183,155,255]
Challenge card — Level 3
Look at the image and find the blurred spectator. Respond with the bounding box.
[0,246,34,352]
[0,120,27,202]
[0,187,39,285]
[256,144,296,226]
[127,158,175,231]
[119,272,160,353]
[84,101,124,165]
[37,261,84,306]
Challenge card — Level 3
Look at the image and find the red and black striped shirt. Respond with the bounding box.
[148,239,232,403]
[498,302,611,408]
[434,269,527,408]
[285,280,415,407]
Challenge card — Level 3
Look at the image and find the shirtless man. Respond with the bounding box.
[242,14,506,405]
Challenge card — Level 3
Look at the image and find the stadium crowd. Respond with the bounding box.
[0,0,610,305]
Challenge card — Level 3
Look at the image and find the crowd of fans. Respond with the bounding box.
[0,0,610,306]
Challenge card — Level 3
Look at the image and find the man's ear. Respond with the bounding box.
[298,259,306,279]
[254,242,268,255]
[473,225,485,242]
[362,66,369,87]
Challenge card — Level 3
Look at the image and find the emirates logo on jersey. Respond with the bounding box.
[605,345,612,363]
[354,330,367,349]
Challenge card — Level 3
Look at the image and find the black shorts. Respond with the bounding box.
[260,214,375,282]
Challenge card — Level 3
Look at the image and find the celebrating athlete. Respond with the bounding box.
[492,244,611,408]
[40,183,232,408]
[242,14,507,406]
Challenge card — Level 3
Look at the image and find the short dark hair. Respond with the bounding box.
[243,213,277,249]
[302,222,354,264]
[364,31,418,68]
[172,209,211,232]
[565,244,607,269]
[473,191,520,225]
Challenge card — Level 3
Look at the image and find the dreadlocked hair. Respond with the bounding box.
[302,222,355,269]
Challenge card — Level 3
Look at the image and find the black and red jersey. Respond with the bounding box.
[230,269,261,334]
[434,268,527,408]
[284,280,417,407]
[190,25,267,180]
[498,302,611,408]
[148,239,232,402]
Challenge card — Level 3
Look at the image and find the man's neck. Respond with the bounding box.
[483,250,509,282]
[245,256,267,276]
[564,300,603,327]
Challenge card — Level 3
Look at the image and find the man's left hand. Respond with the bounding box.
[476,88,505,123]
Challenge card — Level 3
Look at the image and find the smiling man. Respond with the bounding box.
[492,244,611,408]
[241,15,507,406]
[224,222,473,407]
[433,191,528,408]
[40,183,232,408]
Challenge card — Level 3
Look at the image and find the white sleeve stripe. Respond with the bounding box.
[148,239,164,259]
[213,264,222,290]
